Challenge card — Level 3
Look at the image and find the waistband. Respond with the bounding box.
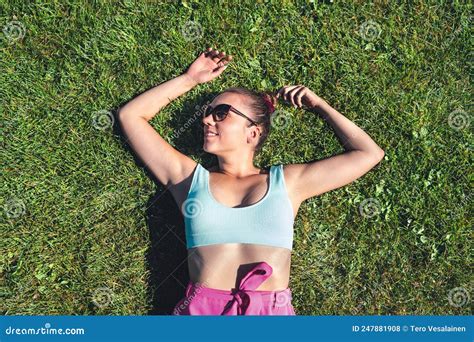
[185,261,293,315]
[185,281,292,300]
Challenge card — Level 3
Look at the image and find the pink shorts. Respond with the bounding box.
[172,261,296,315]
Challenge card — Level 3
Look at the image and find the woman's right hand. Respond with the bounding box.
[184,47,233,85]
[276,85,324,109]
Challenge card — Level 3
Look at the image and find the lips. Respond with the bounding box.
[204,130,219,136]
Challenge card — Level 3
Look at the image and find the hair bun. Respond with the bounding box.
[262,92,277,114]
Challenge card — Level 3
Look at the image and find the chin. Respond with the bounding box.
[203,142,212,153]
[203,142,221,155]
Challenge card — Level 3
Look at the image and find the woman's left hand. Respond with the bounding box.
[184,47,233,85]
[276,85,323,109]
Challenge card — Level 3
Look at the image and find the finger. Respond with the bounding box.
[211,50,221,61]
[216,59,227,68]
[288,85,303,104]
[276,86,289,99]
[219,54,233,63]
[288,85,304,103]
[213,63,228,76]
[286,86,298,106]
[294,87,306,107]
[216,54,232,67]
[205,47,213,56]
[284,85,300,102]
[276,86,285,98]
[216,51,227,64]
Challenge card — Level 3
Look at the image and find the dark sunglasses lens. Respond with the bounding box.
[203,105,212,117]
[214,109,228,121]
[205,104,229,121]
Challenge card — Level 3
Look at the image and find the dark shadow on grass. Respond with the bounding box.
[112,89,220,315]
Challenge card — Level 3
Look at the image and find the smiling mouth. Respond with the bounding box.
[205,132,219,137]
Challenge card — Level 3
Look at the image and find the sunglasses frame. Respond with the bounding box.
[203,103,260,127]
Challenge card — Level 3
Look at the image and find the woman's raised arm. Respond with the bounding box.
[118,48,232,205]
[276,85,385,204]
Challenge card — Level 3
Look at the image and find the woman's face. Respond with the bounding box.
[202,93,260,155]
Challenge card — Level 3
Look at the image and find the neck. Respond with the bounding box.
[215,153,260,178]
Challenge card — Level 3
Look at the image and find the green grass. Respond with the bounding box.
[1,0,472,315]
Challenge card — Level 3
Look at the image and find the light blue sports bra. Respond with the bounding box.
[182,163,295,250]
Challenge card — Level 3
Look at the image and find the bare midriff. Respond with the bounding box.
[186,243,292,291]
[176,165,299,292]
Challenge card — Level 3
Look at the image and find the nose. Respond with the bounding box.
[202,110,216,126]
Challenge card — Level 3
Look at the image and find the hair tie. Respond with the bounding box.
[262,95,275,113]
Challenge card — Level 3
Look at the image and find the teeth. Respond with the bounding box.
[206,132,218,136]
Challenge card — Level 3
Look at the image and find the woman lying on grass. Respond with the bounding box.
[118,47,384,315]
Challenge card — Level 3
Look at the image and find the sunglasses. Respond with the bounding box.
[203,104,260,127]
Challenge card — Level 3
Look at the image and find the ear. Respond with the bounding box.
[253,126,262,138]
[246,126,261,144]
